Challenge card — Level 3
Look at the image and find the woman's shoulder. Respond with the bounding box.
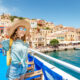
[0,38,10,44]
[0,38,10,51]
[24,42,29,48]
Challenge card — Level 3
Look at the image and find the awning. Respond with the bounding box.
[59,41,80,44]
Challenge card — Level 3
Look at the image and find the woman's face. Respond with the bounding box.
[16,26,27,38]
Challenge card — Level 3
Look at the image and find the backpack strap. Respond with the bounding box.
[24,40,26,43]
[9,38,13,48]
[7,39,26,66]
[7,38,13,66]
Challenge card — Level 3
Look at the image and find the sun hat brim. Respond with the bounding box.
[7,20,31,37]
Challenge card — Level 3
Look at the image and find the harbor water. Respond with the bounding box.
[36,49,80,79]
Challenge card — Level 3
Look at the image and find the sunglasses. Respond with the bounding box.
[19,27,27,31]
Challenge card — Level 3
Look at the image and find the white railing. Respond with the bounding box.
[29,48,80,74]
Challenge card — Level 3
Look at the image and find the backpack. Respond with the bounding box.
[7,38,26,66]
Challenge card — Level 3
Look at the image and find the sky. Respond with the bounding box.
[0,0,80,28]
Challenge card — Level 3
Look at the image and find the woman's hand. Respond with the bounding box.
[0,44,2,48]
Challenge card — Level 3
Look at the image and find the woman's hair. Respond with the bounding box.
[10,26,26,41]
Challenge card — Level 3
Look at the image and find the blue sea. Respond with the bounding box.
[37,50,80,79]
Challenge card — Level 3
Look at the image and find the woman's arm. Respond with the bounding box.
[0,44,2,48]
[0,42,6,55]
[0,39,10,55]
[0,37,3,48]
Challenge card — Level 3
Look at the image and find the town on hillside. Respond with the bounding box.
[0,13,80,52]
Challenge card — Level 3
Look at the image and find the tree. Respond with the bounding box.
[18,17,25,20]
[10,16,18,22]
[50,39,59,47]
[10,16,25,22]
[44,27,50,30]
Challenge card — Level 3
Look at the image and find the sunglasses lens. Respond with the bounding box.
[24,28,27,31]
[19,27,23,31]
[19,27,26,31]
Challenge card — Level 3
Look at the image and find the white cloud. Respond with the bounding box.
[11,7,19,15]
[0,0,19,15]
[0,6,9,14]
[0,0,10,15]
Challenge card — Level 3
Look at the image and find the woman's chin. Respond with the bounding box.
[20,35,24,38]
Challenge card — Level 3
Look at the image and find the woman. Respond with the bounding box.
[0,20,31,80]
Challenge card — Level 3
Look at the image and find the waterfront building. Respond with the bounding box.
[30,19,37,28]
[0,13,10,20]
[0,14,12,35]
[48,28,78,44]
[0,20,11,35]
[63,27,76,32]
[63,27,78,41]
[65,32,78,41]
[54,24,64,32]
[40,29,53,46]
[30,28,53,48]
[37,20,46,27]
[45,22,55,30]
[31,33,45,48]
[76,28,80,41]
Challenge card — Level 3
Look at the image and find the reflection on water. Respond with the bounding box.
[47,51,59,58]
[36,50,80,79]
[46,50,80,67]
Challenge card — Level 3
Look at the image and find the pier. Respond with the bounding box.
[33,45,80,53]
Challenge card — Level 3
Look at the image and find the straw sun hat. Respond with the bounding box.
[7,20,31,38]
